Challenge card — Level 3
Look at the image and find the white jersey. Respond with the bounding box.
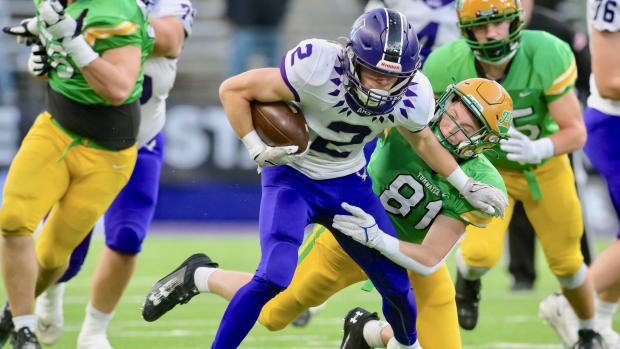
[365,0,460,64]
[281,39,435,180]
[586,0,620,116]
[136,0,195,147]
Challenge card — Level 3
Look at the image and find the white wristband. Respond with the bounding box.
[241,130,266,160]
[533,137,555,160]
[446,166,469,192]
[63,35,98,68]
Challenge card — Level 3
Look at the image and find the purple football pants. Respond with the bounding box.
[211,165,417,348]
[583,107,620,239]
[58,133,165,282]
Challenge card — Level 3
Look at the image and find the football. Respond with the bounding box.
[251,101,309,154]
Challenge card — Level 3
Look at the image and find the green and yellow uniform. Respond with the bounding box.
[0,0,153,270]
[258,129,506,349]
[423,30,584,277]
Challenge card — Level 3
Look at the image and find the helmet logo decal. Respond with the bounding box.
[377,60,403,72]
[497,110,512,134]
[383,9,404,64]
[350,18,365,39]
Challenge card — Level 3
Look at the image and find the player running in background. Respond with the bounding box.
[0,0,153,348]
[142,8,508,349]
[422,0,604,347]
[538,0,620,347]
[141,78,511,349]
[1,1,196,348]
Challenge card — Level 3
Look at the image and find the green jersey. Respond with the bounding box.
[368,129,506,244]
[36,0,154,105]
[422,30,577,171]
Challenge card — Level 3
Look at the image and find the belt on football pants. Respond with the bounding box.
[51,116,112,162]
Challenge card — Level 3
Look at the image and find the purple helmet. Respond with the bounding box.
[343,8,421,116]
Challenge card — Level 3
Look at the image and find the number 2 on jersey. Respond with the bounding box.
[290,44,313,66]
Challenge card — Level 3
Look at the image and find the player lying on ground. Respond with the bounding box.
[141,78,512,349]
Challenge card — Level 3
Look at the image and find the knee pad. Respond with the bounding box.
[0,202,32,236]
[556,263,588,289]
[106,225,145,255]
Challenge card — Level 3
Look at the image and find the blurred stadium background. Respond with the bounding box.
[0,0,619,347]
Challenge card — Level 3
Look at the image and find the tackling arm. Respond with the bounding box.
[396,126,458,178]
[333,203,465,276]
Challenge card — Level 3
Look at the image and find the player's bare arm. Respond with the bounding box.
[590,28,620,100]
[397,126,459,178]
[546,89,587,154]
[219,68,295,138]
[150,16,185,58]
[81,45,142,106]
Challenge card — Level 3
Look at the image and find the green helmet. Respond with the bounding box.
[431,78,513,159]
[457,0,524,62]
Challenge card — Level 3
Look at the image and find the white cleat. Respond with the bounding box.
[35,282,66,346]
[599,328,620,349]
[539,293,579,348]
[77,333,113,349]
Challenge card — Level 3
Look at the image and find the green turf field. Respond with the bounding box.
[2,234,619,348]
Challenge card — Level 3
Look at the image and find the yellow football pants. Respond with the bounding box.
[461,155,584,277]
[258,225,462,349]
[0,112,136,269]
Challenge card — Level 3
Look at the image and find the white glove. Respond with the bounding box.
[38,0,97,67]
[462,178,508,218]
[500,127,555,164]
[241,130,299,170]
[2,17,40,45]
[332,202,385,249]
[27,44,50,77]
[447,167,508,218]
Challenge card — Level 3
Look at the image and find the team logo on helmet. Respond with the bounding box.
[497,110,512,134]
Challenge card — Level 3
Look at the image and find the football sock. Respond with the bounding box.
[578,317,595,331]
[38,283,66,310]
[81,302,113,335]
[363,319,389,347]
[595,297,618,330]
[194,267,219,293]
[211,276,280,348]
[12,314,35,332]
[387,337,420,349]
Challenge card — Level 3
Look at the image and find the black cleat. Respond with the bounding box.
[0,301,14,347]
[340,307,379,349]
[455,271,481,331]
[572,329,606,349]
[10,327,41,349]
[142,253,218,322]
[291,310,312,327]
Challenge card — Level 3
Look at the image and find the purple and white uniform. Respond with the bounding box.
[59,0,194,281]
[583,0,620,239]
[212,38,434,348]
